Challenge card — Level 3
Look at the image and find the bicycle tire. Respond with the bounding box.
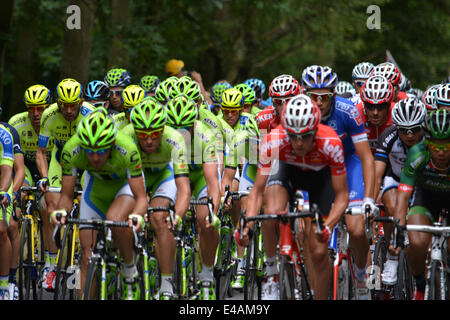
[18,219,33,300]
[54,224,72,300]
[135,254,147,300]
[428,260,446,300]
[173,244,184,299]
[337,255,352,300]
[215,228,235,300]
[244,229,259,300]
[279,254,296,300]
[371,236,387,300]
[395,249,412,300]
[83,258,101,300]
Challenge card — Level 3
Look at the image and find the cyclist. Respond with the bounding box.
[435,83,450,110]
[51,109,147,300]
[139,75,160,97]
[113,85,146,130]
[350,62,374,105]
[234,83,261,116]
[302,65,375,299]
[256,74,301,135]
[84,80,111,109]
[374,97,426,285]
[222,116,260,289]
[209,81,232,115]
[36,78,95,291]
[165,94,221,300]
[371,62,408,103]
[122,98,191,299]
[356,75,395,153]
[244,78,266,109]
[104,68,132,115]
[237,95,349,300]
[392,109,450,300]
[0,124,15,300]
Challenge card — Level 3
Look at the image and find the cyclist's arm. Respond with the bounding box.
[12,153,25,193]
[128,175,148,216]
[245,169,268,221]
[324,173,349,231]
[204,162,220,215]
[221,166,236,195]
[0,165,12,194]
[58,175,77,213]
[36,146,49,178]
[174,176,190,220]
[394,187,412,226]
[374,160,387,202]
[354,140,375,199]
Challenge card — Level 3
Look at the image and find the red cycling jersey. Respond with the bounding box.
[356,102,394,154]
[258,123,347,176]
[256,105,280,134]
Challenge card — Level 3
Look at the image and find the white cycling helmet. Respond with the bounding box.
[301,65,338,90]
[422,84,440,111]
[268,74,301,98]
[371,62,402,86]
[352,62,374,80]
[392,97,426,128]
[334,81,356,95]
[435,83,450,107]
[281,94,321,134]
[360,75,394,104]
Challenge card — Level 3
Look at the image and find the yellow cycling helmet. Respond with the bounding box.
[57,78,82,104]
[24,84,51,106]
[221,88,244,109]
[122,85,145,108]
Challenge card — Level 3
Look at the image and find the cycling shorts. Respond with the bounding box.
[239,161,257,193]
[189,167,220,201]
[79,171,136,230]
[145,164,177,203]
[345,153,365,208]
[48,146,62,191]
[407,185,449,223]
[266,161,334,216]
[1,182,13,224]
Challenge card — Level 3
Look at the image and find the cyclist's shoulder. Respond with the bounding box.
[378,125,398,145]
[120,122,134,135]
[163,126,186,149]
[199,107,221,128]
[404,141,429,169]
[194,121,215,143]
[41,103,59,122]
[80,101,96,115]
[8,111,29,127]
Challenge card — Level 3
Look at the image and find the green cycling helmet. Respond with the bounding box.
[234,83,256,105]
[423,109,450,140]
[210,82,232,104]
[104,68,131,88]
[154,77,179,103]
[166,95,198,128]
[244,116,260,139]
[172,77,202,101]
[77,108,117,148]
[139,75,160,93]
[130,99,167,130]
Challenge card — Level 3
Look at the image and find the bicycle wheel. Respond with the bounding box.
[371,237,387,299]
[427,260,446,300]
[83,258,101,300]
[215,227,235,300]
[244,229,259,300]
[135,254,147,300]
[279,255,296,300]
[18,219,33,300]
[335,254,353,300]
[54,224,72,300]
[395,249,412,300]
[173,244,185,299]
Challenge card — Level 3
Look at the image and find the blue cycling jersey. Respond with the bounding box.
[322,96,367,156]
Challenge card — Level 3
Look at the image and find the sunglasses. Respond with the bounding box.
[307,92,333,102]
[92,101,107,108]
[354,80,365,87]
[28,106,47,113]
[58,101,81,110]
[288,131,315,141]
[83,147,110,155]
[364,102,390,111]
[397,126,422,135]
[425,140,450,152]
[110,89,123,96]
[272,97,292,105]
[221,107,240,115]
[135,128,164,140]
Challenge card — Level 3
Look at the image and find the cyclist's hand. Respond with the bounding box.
[37,177,49,193]
[205,213,220,230]
[128,214,145,232]
[317,225,331,243]
[221,195,232,212]
[167,214,183,232]
[363,197,379,219]
[234,228,249,247]
[0,191,10,207]
[51,209,67,225]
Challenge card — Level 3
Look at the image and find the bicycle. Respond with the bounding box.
[52,188,83,300]
[239,191,318,300]
[402,208,449,300]
[17,186,45,300]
